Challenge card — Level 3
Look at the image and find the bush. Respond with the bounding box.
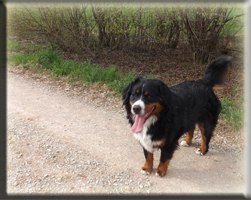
[8,5,243,64]
[8,6,183,54]
[181,6,244,63]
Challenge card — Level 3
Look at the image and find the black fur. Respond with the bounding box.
[122,56,231,175]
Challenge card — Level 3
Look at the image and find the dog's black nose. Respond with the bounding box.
[133,105,141,114]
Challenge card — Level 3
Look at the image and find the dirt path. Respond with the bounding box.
[7,68,244,195]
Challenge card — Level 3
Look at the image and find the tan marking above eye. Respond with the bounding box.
[136,89,139,94]
[144,91,149,96]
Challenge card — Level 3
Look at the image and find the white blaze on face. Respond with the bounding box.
[131,99,145,115]
[130,83,157,134]
[131,83,145,115]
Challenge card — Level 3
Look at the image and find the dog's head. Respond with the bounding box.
[123,76,172,133]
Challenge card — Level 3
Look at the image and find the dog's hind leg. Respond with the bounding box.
[196,122,214,155]
[180,126,195,146]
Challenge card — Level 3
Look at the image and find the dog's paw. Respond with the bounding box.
[195,148,204,156]
[141,169,151,175]
[180,140,189,147]
[155,169,166,177]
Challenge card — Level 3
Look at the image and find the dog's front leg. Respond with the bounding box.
[141,148,153,175]
[155,148,173,177]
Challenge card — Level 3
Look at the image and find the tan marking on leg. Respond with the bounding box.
[184,127,195,146]
[155,159,170,177]
[141,152,153,174]
[198,123,207,155]
[159,138,166,147]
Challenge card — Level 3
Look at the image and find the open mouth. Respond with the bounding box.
[131,106,156,133]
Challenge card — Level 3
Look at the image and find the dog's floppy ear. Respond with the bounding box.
[157,80,173,108]
[122,76,142,105]
[122,76,142,119]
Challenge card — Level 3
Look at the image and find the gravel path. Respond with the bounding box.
[7,68,245,195]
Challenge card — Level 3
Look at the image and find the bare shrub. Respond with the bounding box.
[9,6,182,54]
[153,7,181,49]
[8,5,243,63]
[181,6,243,63]
[91,6,131,51]
[9,7,96,54]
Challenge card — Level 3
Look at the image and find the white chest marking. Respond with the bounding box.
[133,116,159,153]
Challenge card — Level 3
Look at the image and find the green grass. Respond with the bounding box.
[220,95,244,130]
[7,39,21,51]
[8,46,135,95]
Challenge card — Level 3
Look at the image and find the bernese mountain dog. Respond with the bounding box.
[122,56,232,177]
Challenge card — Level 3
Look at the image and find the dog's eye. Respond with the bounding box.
[132,89,140,97]
[147,95,151,98]
[132,93,138,97]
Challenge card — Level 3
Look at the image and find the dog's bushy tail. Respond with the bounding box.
[201,56,232,88]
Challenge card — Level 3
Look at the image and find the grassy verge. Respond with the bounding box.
[7,39,243,130]
[220,95,244,130]
[8,41,135,95]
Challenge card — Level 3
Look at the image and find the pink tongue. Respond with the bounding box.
[131,115,147,133]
